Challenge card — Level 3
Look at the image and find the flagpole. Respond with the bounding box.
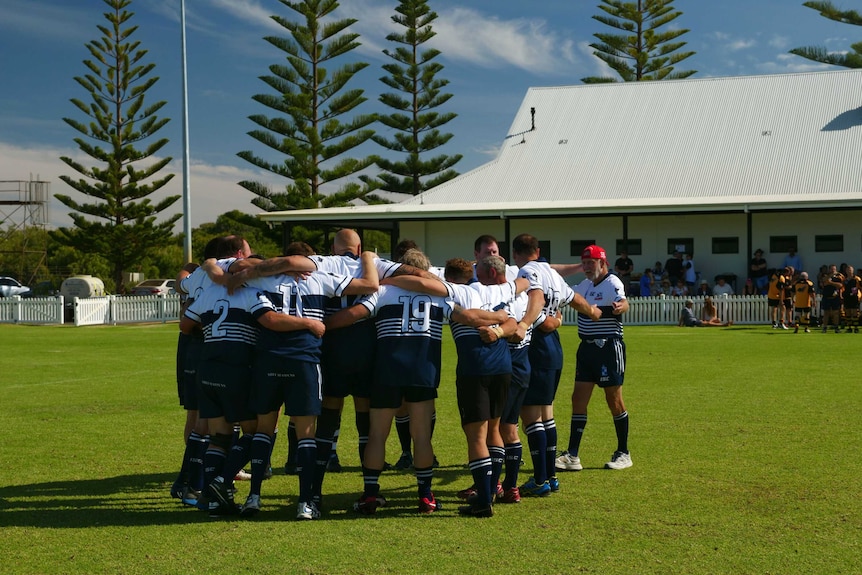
[180,0,192,263]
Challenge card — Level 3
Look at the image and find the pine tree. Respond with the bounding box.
[238,0,378,211]
[790,2,862,68]
[373,0,461,195]
[55,0,179,294]
[582,0,696,83]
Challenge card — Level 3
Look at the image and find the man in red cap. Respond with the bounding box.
[556,244,632,472]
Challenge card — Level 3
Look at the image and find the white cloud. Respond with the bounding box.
[0,141,272,231]
[334,1,579,74]
[728,39,756,51]
[769,35,790,49]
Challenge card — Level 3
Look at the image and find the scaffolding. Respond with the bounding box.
[0,179,50,285]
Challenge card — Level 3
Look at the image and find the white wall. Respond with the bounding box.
[397,210,862,288]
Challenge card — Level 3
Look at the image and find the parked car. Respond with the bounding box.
[0,276,31,298]
[130,279,176,296]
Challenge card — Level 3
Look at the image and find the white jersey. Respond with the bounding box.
[518,260,574,318]
[472,263,519,283]
[179,258,235,302]
[574,273,626,339]
[309,253,401,279]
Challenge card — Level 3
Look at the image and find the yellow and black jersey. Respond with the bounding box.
[767,272,786,300]
[793,279,815,308]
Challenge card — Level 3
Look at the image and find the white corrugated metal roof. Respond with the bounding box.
[260,70,862,223]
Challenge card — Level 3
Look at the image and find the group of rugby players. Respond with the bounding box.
[169,230,633,520]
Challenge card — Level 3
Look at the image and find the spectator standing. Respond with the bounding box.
[665,251,683,286]
[749,249,768,294]
[783,248,803,274]
[652,261,665,279]
[614,250,634,294]
[682,254,697,290]
[639,269,654,297]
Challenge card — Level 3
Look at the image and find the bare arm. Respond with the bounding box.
[381,275,447,296]
[568,292,603,321]
[537,310,563,333]
[323,304,372,331]
[452,305,509,327]
[226,256,316,293]
[175,263,199,294]
[179,315,200,336]
[202,258,231,287]
[342,251,380,295]
[390,263,440,280]
[478,317,518,343]
[550,263,584,277]
[257,310,325,338]
[517,288,545,337]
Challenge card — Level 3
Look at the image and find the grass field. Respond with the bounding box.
[1,322,860,575]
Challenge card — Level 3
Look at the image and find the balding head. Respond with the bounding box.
[332,229,361,256]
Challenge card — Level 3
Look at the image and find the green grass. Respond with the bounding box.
[1,323,860,574]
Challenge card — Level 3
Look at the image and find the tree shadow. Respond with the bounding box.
[822,106,862,132]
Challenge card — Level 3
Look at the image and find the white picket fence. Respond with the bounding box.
[560,294,821,326]
[0,296,66,324]
[0,294,181,326]
[2,294,817,327]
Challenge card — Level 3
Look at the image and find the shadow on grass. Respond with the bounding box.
[0,472,216,528]
[0,464,503,526]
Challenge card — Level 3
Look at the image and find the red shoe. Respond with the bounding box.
[496,486,521,504]
[418,494,440,514]
[353,493,383,515]
[456,485,477,500]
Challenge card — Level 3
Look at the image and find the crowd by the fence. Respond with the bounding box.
[612,245,861,332]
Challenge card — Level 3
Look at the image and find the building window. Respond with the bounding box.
[712,237,739,254]
[570,239,596,257]
[769,235,797,253]
[616,239,642,256]
[815,235,843,252]
[667,238,693,255]
[538,240,551,261]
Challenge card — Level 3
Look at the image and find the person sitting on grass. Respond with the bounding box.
[679,299,731,327]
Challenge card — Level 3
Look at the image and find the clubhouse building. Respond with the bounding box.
[259,69,862,288]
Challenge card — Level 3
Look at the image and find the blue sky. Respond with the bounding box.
[0,0,849,228]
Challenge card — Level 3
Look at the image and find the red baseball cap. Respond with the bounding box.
[582,244,607,261]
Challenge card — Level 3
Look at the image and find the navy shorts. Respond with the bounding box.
[575,338,626,388]
[522,366,562,407]
[179,335,203,410]
[197,361,256,423]
[501,372,529,426]
[252,353,322,417]
[370,383,437,410]
[321,365,374,400]
[457,373,510,426]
